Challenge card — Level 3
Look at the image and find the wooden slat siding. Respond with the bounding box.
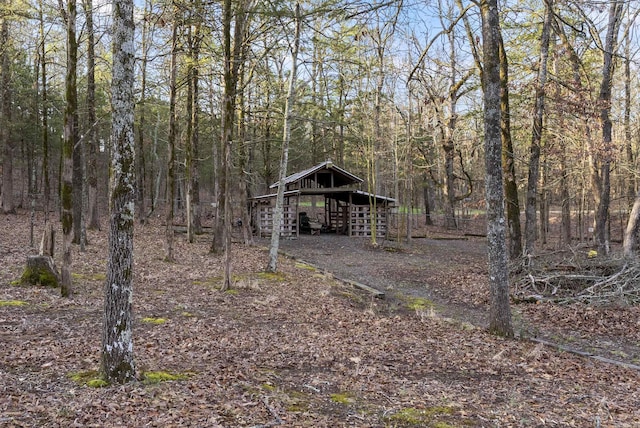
[349,204,387,238]
[258,204,297,238]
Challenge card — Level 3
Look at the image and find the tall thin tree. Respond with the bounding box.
[1,10,14,215]
[523,0,553,260]
[164,6,178,262]
[267,2,301,273]
[481,0,512,337]
[84,0,100,230]
[456,0,521,259]
[594,1,624,255]
[136,0,150,225]
[61,0,78,297]
[38,0,50,222]
[185,2,203,242]
[71,0,82,243]
[101,0,136,383]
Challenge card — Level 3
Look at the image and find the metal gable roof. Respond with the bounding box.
[269,160,364,189]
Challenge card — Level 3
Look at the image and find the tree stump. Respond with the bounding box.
[21,255,61,287]
[39,222,55,257]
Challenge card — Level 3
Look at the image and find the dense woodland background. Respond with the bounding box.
[1,0,640,254]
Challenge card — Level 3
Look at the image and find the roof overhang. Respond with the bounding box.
[251,189,395,206]
[269,160,364,189]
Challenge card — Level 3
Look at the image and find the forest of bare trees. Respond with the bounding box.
[1,0,639,251]
[2,0,640,376]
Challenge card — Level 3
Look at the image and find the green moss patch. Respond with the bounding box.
[194,276,244,290]
[141,317,167,325]
[72,272,106,281]
[261,382,276,392]
[192,277,222,287]
[141,370,190,384]
[0,300,28,307]
[20,267,59,288]
[406,297,435,311]
[69,370,109,388]
[285,390,310,412]
[295,262,317,271]
[330,392,354,405]
[87,379,109,388]
[257,271,287,282]
[385,406,455,426]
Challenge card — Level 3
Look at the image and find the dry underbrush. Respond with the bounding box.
[512,249,640,305]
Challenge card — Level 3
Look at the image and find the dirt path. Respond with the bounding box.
[269,233,640,370]
[268,234,492,328]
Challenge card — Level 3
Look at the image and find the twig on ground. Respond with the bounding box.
[249,397,283,428]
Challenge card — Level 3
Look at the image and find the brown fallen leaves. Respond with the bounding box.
[1,211,640,427]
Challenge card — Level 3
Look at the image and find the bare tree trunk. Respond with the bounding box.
[185,12,202,242]
[216,0,250,286]
[164,13,178,262]
[443,137,457,229]
[268,2,301,272]
[189,24,202,236]
[101,0,136,383]
[135,0,151,225]
[624,31,634,207]
[624,192,640,259]
[61,0,78,297]
[186,38,195,244]
[458,0,519,256]
[72,107,82,243]
[209,69,223,253]
[481,0,512,338]
[540,154,549,245]
[39,2,50,222]
[83,0,99,231]
[237,64,254,245]
[423,175,433,226]
[551,47,571,246]
[69,0,82,244]
[499,32,522,259]
[523,0,552,259]
[594,1,624,255]
[1,15,15,215]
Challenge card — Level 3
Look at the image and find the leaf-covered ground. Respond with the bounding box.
[2,211,640,427]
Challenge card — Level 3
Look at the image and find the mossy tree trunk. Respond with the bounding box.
[101,0,136,384]
[67,0,82,245]
[1,14,15,215]
[499,32,522,260]
[481,0,513,338]
[457,0,520,257]
[524,0,552,260]
[84,0,100,231]
[61,0,78,298]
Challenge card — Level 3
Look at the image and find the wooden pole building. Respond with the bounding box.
[251,161,395,239]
